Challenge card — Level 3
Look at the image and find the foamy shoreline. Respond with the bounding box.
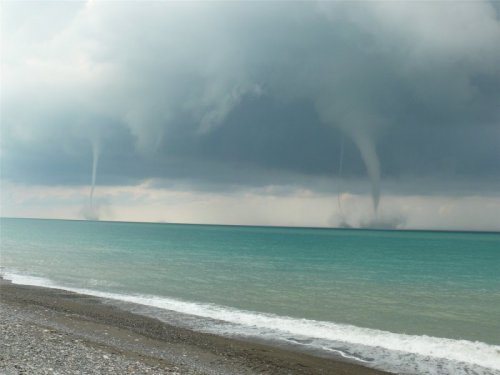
[0,277,388,375]
[3,272,499,375]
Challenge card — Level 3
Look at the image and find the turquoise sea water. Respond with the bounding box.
[1,218,499,374]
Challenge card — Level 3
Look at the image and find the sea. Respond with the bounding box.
[1,218,499,374]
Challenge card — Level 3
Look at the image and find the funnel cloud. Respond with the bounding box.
[82,140,100,221]
[1,1,499,230]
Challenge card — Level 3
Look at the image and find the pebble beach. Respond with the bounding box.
[0,278,388,375]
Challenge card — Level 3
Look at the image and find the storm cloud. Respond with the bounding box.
[1,1,500,227]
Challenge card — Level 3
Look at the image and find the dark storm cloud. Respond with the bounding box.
[1,1,499,197]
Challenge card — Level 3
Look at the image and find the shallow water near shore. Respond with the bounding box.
[1,218,499,374]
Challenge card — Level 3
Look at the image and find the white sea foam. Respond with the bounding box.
[4,272,500,375]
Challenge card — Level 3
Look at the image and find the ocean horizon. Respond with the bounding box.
[3,216,499,234]
[1,217,499,375]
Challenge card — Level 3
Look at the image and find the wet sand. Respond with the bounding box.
[0,278,389,374]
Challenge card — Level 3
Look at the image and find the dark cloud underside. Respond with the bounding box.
[1,1,499,196]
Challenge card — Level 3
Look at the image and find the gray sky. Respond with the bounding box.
[1,1,499,230]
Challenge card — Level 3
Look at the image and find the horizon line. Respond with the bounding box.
[1,216,499,234]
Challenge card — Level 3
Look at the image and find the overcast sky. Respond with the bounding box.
[1,1,499,230]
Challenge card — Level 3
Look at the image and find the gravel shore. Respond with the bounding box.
[1,303,186,375]
[0,279,388,375]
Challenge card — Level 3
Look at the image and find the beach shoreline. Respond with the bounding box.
[0,277,388,375]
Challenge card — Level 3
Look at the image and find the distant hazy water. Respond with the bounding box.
[1,218,499,375]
